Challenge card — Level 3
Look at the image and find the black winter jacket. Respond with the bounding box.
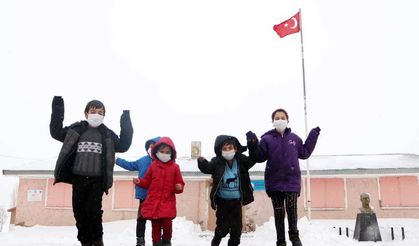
[198,135,256,210]
[49,98,133,193]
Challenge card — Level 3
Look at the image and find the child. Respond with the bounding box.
[115,136,161,246]
[246,108,320,246]
[49,96,133,246]
[197,135,256,246]
[133,137,184,246]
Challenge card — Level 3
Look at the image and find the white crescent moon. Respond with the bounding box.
[290,17,298,29]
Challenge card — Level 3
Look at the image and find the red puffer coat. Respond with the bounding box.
[137,137,185,219]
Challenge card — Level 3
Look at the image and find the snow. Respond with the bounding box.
[0,216,418,245]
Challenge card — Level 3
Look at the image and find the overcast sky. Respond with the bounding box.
[1,0,419,165]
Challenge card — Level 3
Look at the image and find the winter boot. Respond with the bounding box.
[161,239,172,246]
[136,236,145,246]
[277,242,287,246]
[91,239,104,246]
[211,236,222,246]
[81,243,91,246]
[288,231,302,246]
[152,242,162,246]
[227,237,240,246]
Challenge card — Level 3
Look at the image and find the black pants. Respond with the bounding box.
[270,191,299,244]
[72,175,104,244]
[136,199,146,238]
[212,199,242,246]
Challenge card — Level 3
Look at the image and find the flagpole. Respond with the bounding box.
[298,8,312,221]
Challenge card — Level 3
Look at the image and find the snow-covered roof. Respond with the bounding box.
[2,154,419,174]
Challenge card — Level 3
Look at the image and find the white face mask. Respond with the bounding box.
[147,148,152,157]
[273,119,288,132]
[222,150,236,161]
[87,113,104,128]
[156,152,171,163]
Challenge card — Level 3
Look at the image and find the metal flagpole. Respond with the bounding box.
[298,8,312,221]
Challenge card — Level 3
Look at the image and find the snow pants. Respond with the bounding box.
[270,191,299,245]
[136,199,146,238]
[212,199,242,246]
[151,218,172,244]
[72,175,104,244]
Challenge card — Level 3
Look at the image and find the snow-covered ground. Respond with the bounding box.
[0,216,418,246]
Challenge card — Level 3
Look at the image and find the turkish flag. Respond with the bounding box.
[273,11,300,38]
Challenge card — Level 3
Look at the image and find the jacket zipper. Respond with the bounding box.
[238,161,244,205]
[212,168,225,209]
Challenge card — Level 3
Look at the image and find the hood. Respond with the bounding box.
[213,135,247,156]
[144,136,161,151]
[151,137,177,160]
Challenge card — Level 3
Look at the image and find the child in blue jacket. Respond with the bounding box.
[115,136,160,246]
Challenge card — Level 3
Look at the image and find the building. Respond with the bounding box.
[2,154,419,230]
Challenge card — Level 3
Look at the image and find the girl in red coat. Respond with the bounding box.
[133,137,184,246]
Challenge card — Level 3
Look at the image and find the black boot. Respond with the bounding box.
[81,243,91,246]
[152,242,162,246]
[277,242,287,246]
[161,239,171,246]
[227,236,240,246]
[91,239,104,246]
[289,231,302,246]
[136,236,145,246]
[211,236,222,246]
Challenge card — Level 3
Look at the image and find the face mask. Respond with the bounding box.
[273,119,288,132]
[222,150,236,161]
[87,113,104,128]
[156,152,171,163]
[147,148,152,157]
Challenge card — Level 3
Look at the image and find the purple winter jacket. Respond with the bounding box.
[251,127,320,195]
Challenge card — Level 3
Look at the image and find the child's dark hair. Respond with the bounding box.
[222,139,236,148]
[84,100,105,114]
[271,108,289,121]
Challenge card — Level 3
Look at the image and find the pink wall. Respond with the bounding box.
[13,175,419,229]
[14,177,211,228]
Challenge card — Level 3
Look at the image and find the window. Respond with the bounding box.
[305,178,345,209]
[113,180,137,210]
[46,179,72,208]
[379,176,419,207]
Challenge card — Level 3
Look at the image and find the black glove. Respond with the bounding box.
[120,110,130,123]
[246,131,258,148]
[52,96,64,110]
[313,126,321,134]
[52,96,64,119]
[197,157,207,165]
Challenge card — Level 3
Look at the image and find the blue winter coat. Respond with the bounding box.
[249,128,319,195]
[115,136,160,199]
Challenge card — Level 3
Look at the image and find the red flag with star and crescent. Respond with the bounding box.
[273,11,300,38]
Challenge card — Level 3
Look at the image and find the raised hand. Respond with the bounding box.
[52,96,64,115]
[246,131,258,149]
[132,177,140,185]
[175,183,183,191]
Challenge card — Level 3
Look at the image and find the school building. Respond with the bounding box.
[2,153,419,231]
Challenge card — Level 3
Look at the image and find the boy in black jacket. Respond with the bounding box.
[197,135,256,246]
[50,96,133,246]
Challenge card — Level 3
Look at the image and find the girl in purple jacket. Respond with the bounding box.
[247,108,320,246]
